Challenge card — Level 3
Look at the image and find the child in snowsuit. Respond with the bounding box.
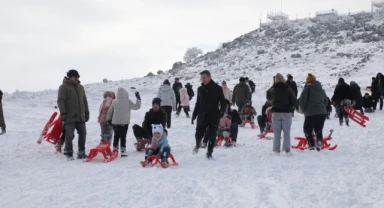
[98,91,115,142]
[218,114,232,146]
[107,88,141,157]
[176,87,190,118]
[240,100,257,124]
[145,124,171,165]
[362,93,374,112]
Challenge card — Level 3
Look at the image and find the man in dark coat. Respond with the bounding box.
[172,78,183,109]
[350,81,363,114]
[0,89,6,135]
[192,70,226,159]
[286,74,298,97]
[331,78,354,126]
[133,98,167,141]
[245,77,256,93]
[371,73,384,111]
[232,77,251,111]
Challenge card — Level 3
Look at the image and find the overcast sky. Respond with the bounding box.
[0,0,371,93]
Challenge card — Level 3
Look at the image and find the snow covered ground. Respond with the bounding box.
[1,80,384,208]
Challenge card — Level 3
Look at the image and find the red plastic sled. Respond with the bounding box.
[240,120,257,129]
[292,129,337,150]
[84,141,118,163]
[259,129,273,139]
[37,112,62,145]
[344,106,369,127]
[216,135,232,147]
[141,154,178,168]
[135,139,151,151]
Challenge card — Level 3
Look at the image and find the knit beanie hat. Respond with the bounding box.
[274,73,286,83]
[306,73,316,83]
[163,79,170,85]
[67,69,80,78]
[338,78,345,84]
[152,98,162,106]
[239,77,246,83]
[152,124,164,137]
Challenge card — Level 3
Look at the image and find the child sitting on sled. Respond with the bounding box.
[240,100,257,124]
[218,114,232,146]
[144,124,171,166]
[264,107,273,133]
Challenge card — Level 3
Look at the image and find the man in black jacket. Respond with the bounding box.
[132,98,167,141]
[0,90,6,135]
[371,73,384,111]
[331,78,354,126]
[172,78,183,109]
[286,74,298,97]
[192,70,226,159]
[245,77,256,93]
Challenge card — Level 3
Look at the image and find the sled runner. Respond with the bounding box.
[141,154,178,168]
[240,120,257,129]
[37,112,62,145]
[344,106,369,127]
[292,129,337,150]
[216,135,232,147]
[134,139,151,151]
[84,141,118,163]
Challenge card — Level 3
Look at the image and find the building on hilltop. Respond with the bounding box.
[315,9,339,19]
[372,0,384,12]
[267,11,289,22]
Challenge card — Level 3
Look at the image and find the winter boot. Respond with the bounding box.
[345,117,349,126]
[192,146,199,155]
[0,127,5,135]
[206,152,213,160]
[77,151,87,159]
[121,147,128,157]
[55,142,62,153]
[67,153,74,161]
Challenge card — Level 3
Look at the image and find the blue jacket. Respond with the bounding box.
[150,133,170,153]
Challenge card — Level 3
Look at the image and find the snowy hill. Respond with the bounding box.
[1,11,384,208]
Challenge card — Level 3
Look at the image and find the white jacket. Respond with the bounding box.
[223,87,233,103]
[107,88,141,125]
[157,84,176,110]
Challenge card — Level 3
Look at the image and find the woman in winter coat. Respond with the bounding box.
[270,73,296,154]
[299,74,328,151]
[176,88,190,118]
[107,88,141,157]
[98,91,116,142]
[157,79,176,128]
[350,81,364,114]
[221,81,232,104]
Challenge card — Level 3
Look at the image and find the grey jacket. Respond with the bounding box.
[157,84,176,110]
[299,81,328,117]
[107,88,141,125]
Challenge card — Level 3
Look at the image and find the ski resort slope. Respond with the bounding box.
[0,80,384,208]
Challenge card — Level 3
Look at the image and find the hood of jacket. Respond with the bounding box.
[116,88,129,99]
[159,84,173,93]
[62,77,80,85]
[104,91,115,99]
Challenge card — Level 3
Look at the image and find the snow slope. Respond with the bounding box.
[1,79,384,208]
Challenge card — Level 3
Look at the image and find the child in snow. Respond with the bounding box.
[176,87,190,118]
[362,93,374,112]
[218,114,232,146]
[240,100,257,124]
[98,91,115,142]
[144,124,171,166]
[107,88,141,157]
[264,106,273,133]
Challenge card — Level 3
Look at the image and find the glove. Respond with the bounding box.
[191,117,196,125]
[107,120,112,126]
[85,114,90,122]
[135,92,141,100]
[60,114,67,122]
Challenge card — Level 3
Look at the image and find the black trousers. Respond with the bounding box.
[113,124,129,148]
[303,114,326,147]
[132,124,146,142]
[373,93,383,110]
[176,106,189,116]
[162,106,172,129]
[195,122,218,154]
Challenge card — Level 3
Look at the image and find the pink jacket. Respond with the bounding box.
[219,117,232,129]
[179,88,189,107]
[98,91,116,123]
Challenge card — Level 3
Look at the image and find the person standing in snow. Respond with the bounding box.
[221,81,232,104]
[98,91,116,142]
[270,73,296,154]
[172,78,183,109]
[157,79,176,129]
[299,74,328,151]
[192,70,226,159]
[107,88,141,157]
[232,77,251,111]
[286,74,298,117]
[371,73,384,111]
[0,90,6,135]
[331,78,354,126]
[350,81,364,115]
[57,69,90,160]
[185,83,194,111]
[176,87,190,118]
[245,77,256,93]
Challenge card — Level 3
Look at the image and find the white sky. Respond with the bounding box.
[0,0,372,93]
